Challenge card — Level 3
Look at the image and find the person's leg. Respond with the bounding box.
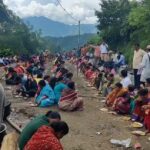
[134,69,141,89]
[39,99,55,107]
[134,69,138,88]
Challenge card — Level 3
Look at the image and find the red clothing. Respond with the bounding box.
[134,99,150,119]
[144,111,150,132]
[24,126,63,150]
[14,66,25,75]
[85,69,94,80]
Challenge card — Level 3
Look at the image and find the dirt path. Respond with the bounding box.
[4,62,150,150]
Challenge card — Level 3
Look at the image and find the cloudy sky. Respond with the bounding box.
[3,0,100,25]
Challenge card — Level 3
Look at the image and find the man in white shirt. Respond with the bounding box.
[140,45,150,83]
[100,40,109,62]
[133,43,145,89]
[120,69,132,88]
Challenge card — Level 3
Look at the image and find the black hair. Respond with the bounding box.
[44,75,50,81]
[109,73,114,78]
[37,73,43,78]
[50,77,57,89]
[67,82,75,90]
[50,121,69,135]
[146,78,150,84]
[66,72,73,79]
[8,67,14,73]
[115,82,123,88]
[138,88,148,96]
[57,77,64,82]
[45,111,61,120]
[38,80,46,88]
[128,85,135,92]
[121,69,128,78]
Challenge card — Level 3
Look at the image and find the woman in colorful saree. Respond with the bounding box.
[106,82,128,107]
[59,82,83,111]
[35,80,56,107]
[132,88,150,122]
[24,121,69,150]
[113,85,135,114]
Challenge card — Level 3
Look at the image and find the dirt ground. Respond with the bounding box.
[4,62,150,150]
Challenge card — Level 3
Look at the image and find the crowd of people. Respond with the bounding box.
[68,41,150,134]
[1,40,150,149]
[3,52,83,110]
[0,51,85,150]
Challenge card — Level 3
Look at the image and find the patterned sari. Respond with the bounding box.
[59,89,83,111]
[106,88,128,107]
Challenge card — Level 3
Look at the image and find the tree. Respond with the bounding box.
[128,0,150,47]
[95,0,131,49]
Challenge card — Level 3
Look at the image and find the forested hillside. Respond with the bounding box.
[0,0,42,56]
[95,0,150,63]
[43,34,95,51]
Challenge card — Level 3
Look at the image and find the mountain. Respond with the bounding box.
[42,33,95,51]
[23,16,97,37]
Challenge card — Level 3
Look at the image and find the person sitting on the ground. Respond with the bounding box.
[102,73,115,97]
[54,77,68,104]
[44,75,51,84]
[56,68,68,79]
[35,80,56,107]
[59,82,83,111]
[24,121,69,150]
[14,63,25,75]
[93,70,103,91]
[106,82,128,107]
[63,72,73,84]
[5,67,20,85]
[113,85,135,114]
[50,77,57,90]
[17,74,38,98]
[132,88,150,122]
[34,73,43,84]
[19,111,61,150]
[115,52,126,69]
[120,69,132,88]
[85,65,95,81]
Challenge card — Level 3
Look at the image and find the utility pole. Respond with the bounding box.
[77,20,80,77]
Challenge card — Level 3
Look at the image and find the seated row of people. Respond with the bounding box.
[73,55,150,133]
[4,56,84,111]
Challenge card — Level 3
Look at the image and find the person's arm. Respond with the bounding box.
[139,54,147,69]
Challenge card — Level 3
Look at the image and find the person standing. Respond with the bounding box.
[139,45,150,84]
[100,40,109,62]
[90,44,101,67]
[133,43,145,89]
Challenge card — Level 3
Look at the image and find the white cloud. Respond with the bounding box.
[3,0,99,24]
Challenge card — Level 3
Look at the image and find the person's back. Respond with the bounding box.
[19,115,49,150]
[24,121,68,150]
[54,82,67,103]
[24,126,63,150]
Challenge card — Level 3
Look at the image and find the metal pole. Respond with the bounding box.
[77,20,80,77]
